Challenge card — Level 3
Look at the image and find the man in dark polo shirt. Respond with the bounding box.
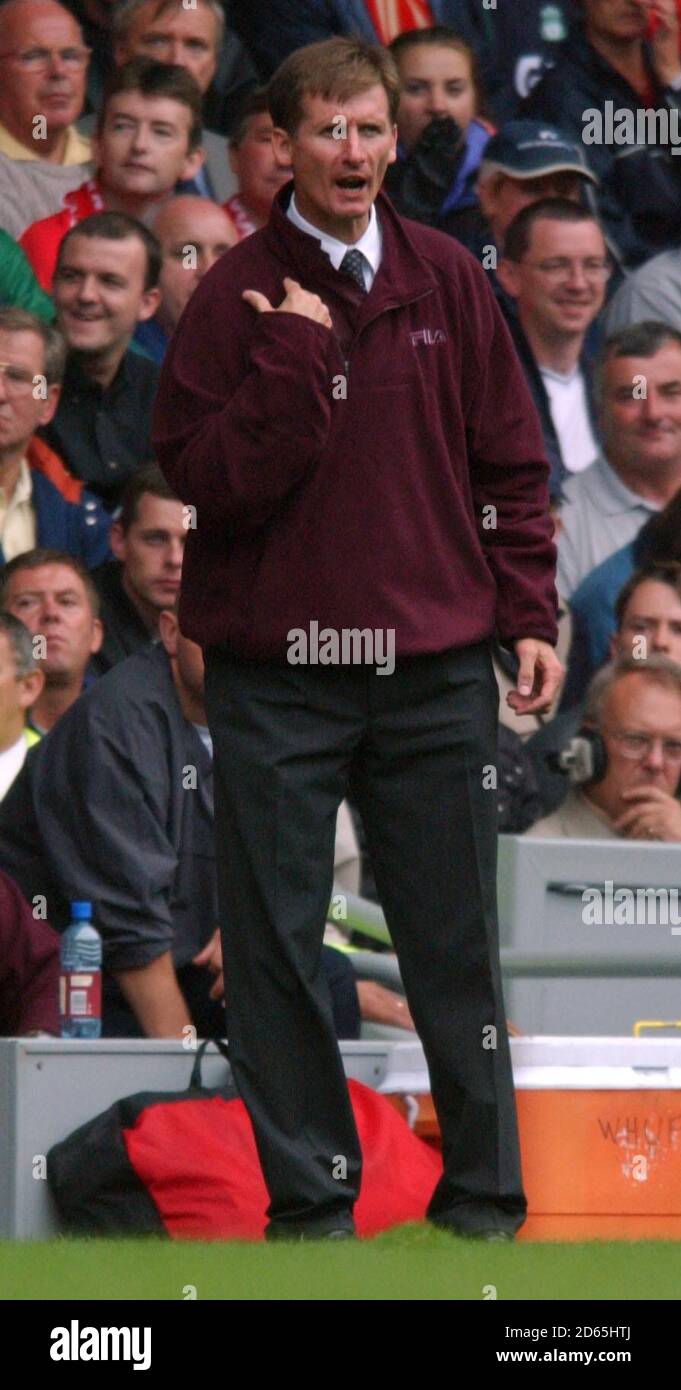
[41,211,161,509]
[153,37,562,1243]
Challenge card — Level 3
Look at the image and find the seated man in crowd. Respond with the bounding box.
[139,196,236,360]
[0,612,43,800]
[66,0,257,137]
[20,59,207,291]
[0,867,59,1036]
[528,559,681,812]
[0,0,94,240]
[111,0,246,201]
[0,605,414,1038]
[524,0,681,268]
[382,27,491,246]
[92,463,185,673]
[474,121,598,269]
[497,199,607,497]
[0,548,103,732]
[565,486,681,702]
[41,211,161,509]
[557,322,681,599]
[224,89,292,240]
[0,308,110,566]
[454,0,580,123]
[527,655,681,840]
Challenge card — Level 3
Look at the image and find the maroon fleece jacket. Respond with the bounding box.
[153,184,558,656]
[0,868,59,1035]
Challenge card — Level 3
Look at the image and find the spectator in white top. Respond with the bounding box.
[0,612,43,800]
[557,322,681,598]
[497,198,608,497]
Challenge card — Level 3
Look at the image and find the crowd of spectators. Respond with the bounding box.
[1,0,681,1042]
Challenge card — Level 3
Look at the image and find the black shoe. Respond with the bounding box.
[469,1230,515,1243]
[430,1218,515,1242]
[266,1223,356,1242]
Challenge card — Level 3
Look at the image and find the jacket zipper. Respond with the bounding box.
[333,286,436,384]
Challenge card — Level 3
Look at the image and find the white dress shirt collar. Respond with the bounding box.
[286,192,382,289]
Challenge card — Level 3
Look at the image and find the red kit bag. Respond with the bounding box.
[48,1040,441,1238]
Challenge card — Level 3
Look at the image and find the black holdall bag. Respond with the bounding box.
[47,1040,237,1236]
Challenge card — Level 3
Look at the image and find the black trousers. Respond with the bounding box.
[204,640,527,1238]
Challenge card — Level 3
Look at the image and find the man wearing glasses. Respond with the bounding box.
[528,654,681,841]
[0,0,94,240]
[497,198,610,501]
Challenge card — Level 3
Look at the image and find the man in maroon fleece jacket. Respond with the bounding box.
[153,37,562,1242]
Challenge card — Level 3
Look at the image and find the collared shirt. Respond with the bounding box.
[0,121,91,166]
[556,454,661,599]
[0,457,36,561]
[0,733,29,801]
[287,191,382,291]
[525,787,618,839]
[40,350,159,506]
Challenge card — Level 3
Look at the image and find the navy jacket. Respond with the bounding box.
[0,645,216,972]
[228,0,578,121]
[503,311,600,501]
[524,21,681,267]
[228,0,479,77]
[0,438,111,570]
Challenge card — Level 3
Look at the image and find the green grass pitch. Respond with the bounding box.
[2,1226,681,1300]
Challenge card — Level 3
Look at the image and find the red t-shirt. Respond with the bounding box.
[20,179,104,291]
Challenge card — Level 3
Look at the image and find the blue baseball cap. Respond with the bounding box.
[482,120,598,185]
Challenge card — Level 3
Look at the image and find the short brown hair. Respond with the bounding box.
[0,549,100,618]
[615,561,681,630]
[267,36,401,136]
[0,307,66,384]
[229,88,270,148]
[504,198,602,264]
[118,462,180,533]
[55,211,162,292]
[595,321,681,407]
[99,58,204,154]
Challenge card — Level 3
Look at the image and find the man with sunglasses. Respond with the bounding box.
[0,0,94,239]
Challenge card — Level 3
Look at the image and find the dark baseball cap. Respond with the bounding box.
[482,120,598,185]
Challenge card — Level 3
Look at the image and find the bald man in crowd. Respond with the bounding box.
[136,195,236,360]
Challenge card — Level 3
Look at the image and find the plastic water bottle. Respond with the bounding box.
[59,901,102,1039]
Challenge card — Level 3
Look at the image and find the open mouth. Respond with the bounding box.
[336,177,367,192]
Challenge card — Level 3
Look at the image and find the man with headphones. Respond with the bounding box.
[527,652,681,839]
